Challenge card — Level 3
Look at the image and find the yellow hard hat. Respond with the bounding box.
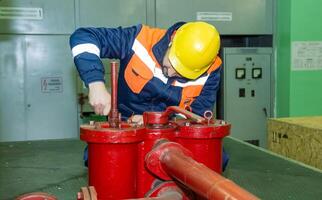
[168,21,220,79]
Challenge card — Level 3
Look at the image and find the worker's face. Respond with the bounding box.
[162,49,182,78]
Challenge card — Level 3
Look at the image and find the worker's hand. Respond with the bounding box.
[128,115,144,125]
[88,81,111,116]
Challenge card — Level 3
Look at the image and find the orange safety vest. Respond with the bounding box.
[124,25,222,109]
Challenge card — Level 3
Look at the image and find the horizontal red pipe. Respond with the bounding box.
[159,147,259,200]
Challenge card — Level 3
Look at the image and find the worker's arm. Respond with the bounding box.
[69,25,141,115]
[190,67,221,116]
[142,68,221,117]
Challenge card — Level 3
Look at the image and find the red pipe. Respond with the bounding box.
[163,106,205,123]
[109,61,119,128]
[146,142,259,200]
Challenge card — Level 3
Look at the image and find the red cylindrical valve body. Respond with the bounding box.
[136,112,176,197]
[80,122,145,200]
[175,120,230,174]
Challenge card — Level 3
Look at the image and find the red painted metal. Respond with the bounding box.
[143,111,169,125]
[80,122,145,200]
[163,106,205,123]
[146,142,259,200]
[15,192,57,200]
[108,61,120,128]
[145,141,192,181]
[175,120,230,174]
[142,106,205,126]
[136,112,177,197]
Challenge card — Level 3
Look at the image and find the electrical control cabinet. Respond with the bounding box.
[222,48,273,147]
[0,0,77,141]
[0,35,78,141]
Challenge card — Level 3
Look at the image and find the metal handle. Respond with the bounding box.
[164,106,205,123]
[263,108,267,117]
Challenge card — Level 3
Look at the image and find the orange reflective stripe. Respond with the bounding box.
[136,25,166,68]
[125,25,167,93]
[207,56,222,74]
[179,85,203,108]
[125,54,153,94]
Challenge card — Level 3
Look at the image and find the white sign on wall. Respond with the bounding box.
[41,77,63,93]
[292,41,322,71]
[196,12,232,22]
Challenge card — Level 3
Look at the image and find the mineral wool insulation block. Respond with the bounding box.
[268,116,322,170]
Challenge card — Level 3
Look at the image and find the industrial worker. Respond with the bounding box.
[70,21,228,169]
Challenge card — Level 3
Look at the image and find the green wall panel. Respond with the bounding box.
[290,71,322,116]
[291,0,322,40]
[276,0,291,117]
[289,0,322,116]
[276,0,322,117]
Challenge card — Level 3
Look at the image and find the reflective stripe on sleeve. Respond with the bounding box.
[72,43,100,58]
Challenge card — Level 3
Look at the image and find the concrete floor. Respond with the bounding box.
[1,137,322,200]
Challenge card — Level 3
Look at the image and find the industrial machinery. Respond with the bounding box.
[14,61,259,200]
[77,61,259,200]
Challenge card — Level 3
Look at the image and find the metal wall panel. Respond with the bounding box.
[25,35,78,140]
[155,0,273,35]
[223,48,272,147]
[78,0,147,27]
[0,0,75,34]
[0,35,26,141]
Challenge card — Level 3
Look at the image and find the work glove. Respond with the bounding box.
[128,115,144,125]
[88,81,111,115]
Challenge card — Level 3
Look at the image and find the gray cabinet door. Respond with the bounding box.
[0,35,27,141]
[223,48,272,147]
[25,35,78,140]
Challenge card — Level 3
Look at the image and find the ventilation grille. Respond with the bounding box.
[0,7,43,20]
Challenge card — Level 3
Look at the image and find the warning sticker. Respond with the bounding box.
[292,41,322,70]
[41,77,63,93]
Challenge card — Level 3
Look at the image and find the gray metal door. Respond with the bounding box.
[0,35,27,141]
[25,35,78,140]
[223,48,272,147]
